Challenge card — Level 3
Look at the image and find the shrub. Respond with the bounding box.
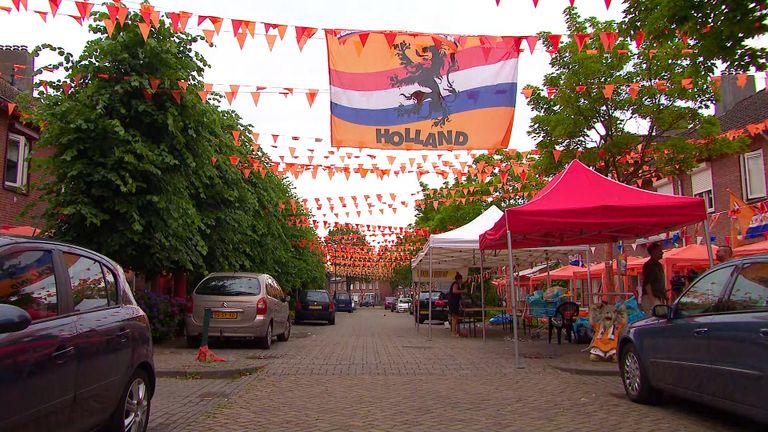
[134,290,187,342]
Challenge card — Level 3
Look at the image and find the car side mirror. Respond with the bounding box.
[652,304,670,319]
[0,304,32,334]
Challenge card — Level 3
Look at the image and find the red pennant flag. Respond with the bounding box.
[35,10,48,22]
[546,87,557,99]
[525,36,538,53]
[546,34,562,55]
[574,33,591,52]
[167,12,181,31]
[138,22,151,41]
[602,84,615,99]
[358,32,370,47]
[306,89,318,107]
[272,134,279,143]
[265,34,277,52]
[67,14,84,26]
[177,80,188,91]
[628,83,640,101]
[384,32,397,47]
[11,0,27,11]
[74,1,93,20]
[62,82,72,95]
[229,156,240,166]
[250,92,261,106]
[553,150,562,162]
[236,32,247,50]
[202,30,215,45]
[522,88,534,99]
[681,78,693,89]
[177,11,192,32]
[148,78,160,92]
[48,0,61,16]
[170,90,182,104]
[231,19,243,34]
[634,31,645,50]
[211,156,217,166]
[102,17,115,36]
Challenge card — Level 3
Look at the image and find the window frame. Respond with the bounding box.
[4,132,30,191]
[722,259,768,313]
[694,190,715,213]
[673,264,737,318]
[741,149,767,201]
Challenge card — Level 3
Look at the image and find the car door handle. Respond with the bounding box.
[115,329,130,342]
[760,328,768,337]
[693,328,709,336]
[52,346,74,364]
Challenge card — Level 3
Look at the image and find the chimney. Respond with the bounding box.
[0,45,34,94]
[715,72,757,116]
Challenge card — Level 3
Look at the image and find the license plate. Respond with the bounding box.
[309,305,322,310]
[420,311,429,315]
[212,311,237,319]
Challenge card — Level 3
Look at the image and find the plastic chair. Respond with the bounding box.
[548,301,579,344]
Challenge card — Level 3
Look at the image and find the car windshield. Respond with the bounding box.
[419,292,442,300]
[335,293,350,300]
[303,291,329,302]
[399,298,411,303]
[195,276,261,296]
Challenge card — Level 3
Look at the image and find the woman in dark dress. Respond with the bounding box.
[448,273,465,337]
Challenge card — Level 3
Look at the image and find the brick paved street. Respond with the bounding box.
[149,308,763,432]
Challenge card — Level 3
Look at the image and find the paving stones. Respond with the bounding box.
[149,309,764,432]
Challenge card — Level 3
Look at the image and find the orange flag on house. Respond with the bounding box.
[729,190,754,247]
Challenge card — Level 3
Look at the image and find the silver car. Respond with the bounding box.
[185,273,291,349]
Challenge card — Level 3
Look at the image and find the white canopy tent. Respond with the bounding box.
[411,206,592,345]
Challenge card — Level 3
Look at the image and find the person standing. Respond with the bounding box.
[641,243,667,311]
[716,245,733,263]
[447,273,465,337]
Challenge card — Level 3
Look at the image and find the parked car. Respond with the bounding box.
[295,290,335,325]
[0,236,155,432]
[618,255,768,424]
[414,291,449,323]
[333,291,353,313]
[185,273,291,350]
[396,297,412,313]
[385,296,397,311]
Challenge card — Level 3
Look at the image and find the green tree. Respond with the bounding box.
[19,10,324,293]
[325,225,373,286]
[624,0,768,72]
[527,7,748,184]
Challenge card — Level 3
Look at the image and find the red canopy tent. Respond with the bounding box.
[529,265,584,283]
[478,160,712,367]
[733,239,768,257]
[480,160,709,250]
[0,225,41,236]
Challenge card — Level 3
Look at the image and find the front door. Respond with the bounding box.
[0,248,79,432]
[705,261,768,409]
[648,265,735,393]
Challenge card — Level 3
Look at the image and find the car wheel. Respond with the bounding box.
[106,369,151,432]
[185,335,199,349]
[259,322,273,350]
[620,343,662,405]
[277,319,291,342]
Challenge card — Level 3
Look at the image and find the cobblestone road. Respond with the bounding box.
[150,308,763,432]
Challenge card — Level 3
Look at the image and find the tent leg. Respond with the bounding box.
[505,224,522,369]
[415,265,420,333]
[428,249,433,341]
[703,217,716,268]
[480,250,486,343]
[585,246,592,308]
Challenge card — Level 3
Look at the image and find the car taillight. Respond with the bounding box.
[256,297,268,316]
[186,296,193,314]
[435,300,447,308]
[329,302,334,311]
[295,299,302,310]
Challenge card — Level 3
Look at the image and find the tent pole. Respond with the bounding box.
[415,264,420,333]
[703,216,716,268]
[586,246,593,307]
[480,250,486,343]
[428,248,433,341]
[546,251,551,291]
[504,219,522,369]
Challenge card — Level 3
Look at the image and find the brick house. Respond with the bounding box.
[652,74,768,247]
[1,46,43,228]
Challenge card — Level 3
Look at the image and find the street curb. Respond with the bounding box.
[549,364,620,377]
[156,364,266,379]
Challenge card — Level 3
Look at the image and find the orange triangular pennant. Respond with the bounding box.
[305,89,318,107]
[250,92,261,106]
[138,22,151,42]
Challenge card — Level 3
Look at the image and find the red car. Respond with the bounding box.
[384,296,397,310]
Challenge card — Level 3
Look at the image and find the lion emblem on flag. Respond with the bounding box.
[388,40,459,128]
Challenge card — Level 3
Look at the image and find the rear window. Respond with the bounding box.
[335,293,350,300]
[419,292,443,300]
[195,276,261,296]
[303,291,329,302]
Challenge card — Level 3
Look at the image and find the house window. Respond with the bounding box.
[4,133,29,190]
[653,178,674,195]
[741,149,767,200]
[691,163,714,213]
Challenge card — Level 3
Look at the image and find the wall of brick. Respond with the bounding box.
[0,113,47,228]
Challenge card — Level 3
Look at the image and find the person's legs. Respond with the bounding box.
[450,313,458,336]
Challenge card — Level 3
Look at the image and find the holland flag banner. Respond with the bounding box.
[326,31,519,151]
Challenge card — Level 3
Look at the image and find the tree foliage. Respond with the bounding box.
[527,8,748,184]
[19,11,324,293]
[624,0,768,72]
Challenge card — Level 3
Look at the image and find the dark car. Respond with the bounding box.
[618,255,768,424]
[0,236,155,432]
[333,291,353,313]
[295,290,335,325]
[384,296,397,311]
[414,291,449,324]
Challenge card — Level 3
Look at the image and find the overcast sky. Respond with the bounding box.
[2,0,762,237]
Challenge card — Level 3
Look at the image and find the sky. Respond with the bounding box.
[2,0,760,237]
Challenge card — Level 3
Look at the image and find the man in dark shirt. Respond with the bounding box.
[641,242,666,311]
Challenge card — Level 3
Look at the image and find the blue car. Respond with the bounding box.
[333,291,353,313]
[618,255,768,424]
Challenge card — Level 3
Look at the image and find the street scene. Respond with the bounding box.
[1,0,768,431]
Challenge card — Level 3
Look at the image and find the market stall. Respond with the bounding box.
[733,239,768,257]
[479,160,711,367]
